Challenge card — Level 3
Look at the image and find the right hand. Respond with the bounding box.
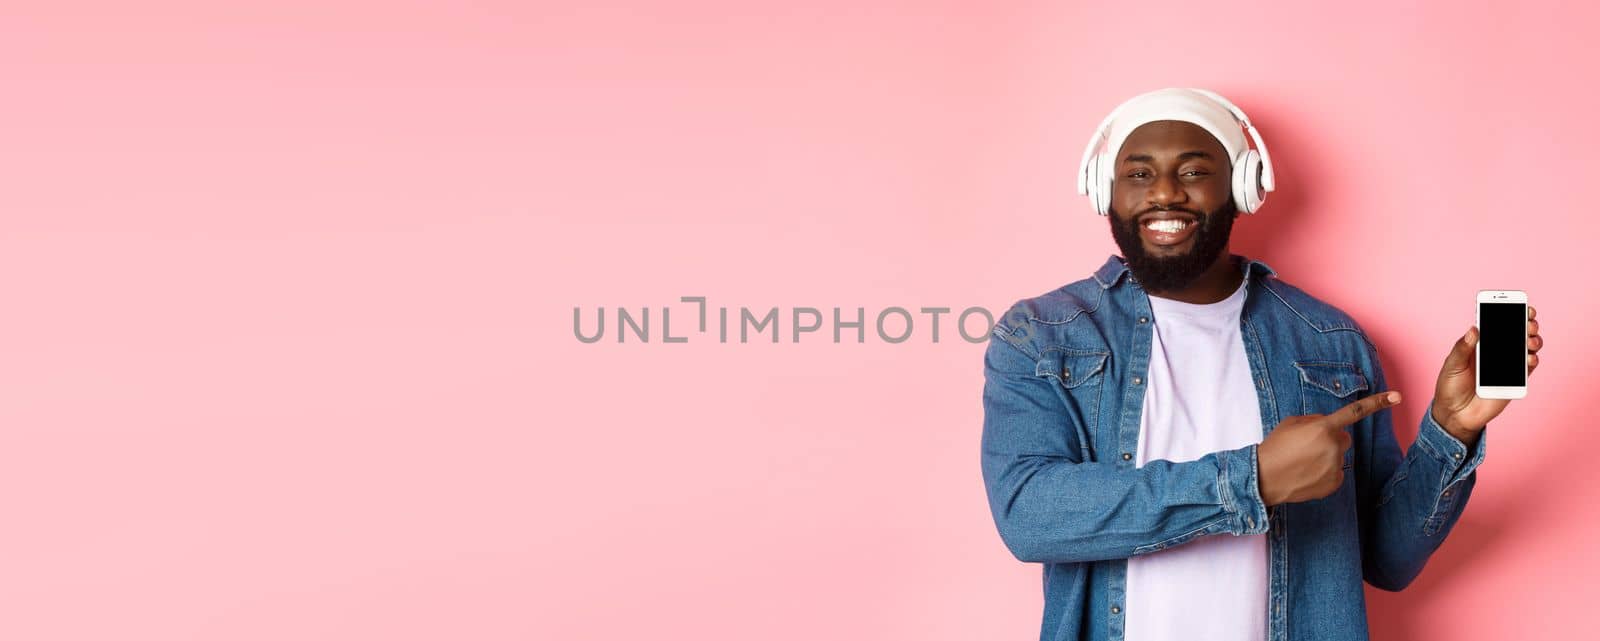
[1256,390,1402,506]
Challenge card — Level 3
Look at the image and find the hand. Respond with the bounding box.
[1258,390,1402,506]
[1430,306,1544,443]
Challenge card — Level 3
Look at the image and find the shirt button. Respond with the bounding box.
[1443,490,1453,497]
[1454,452,1463,459]
[1246,517,1255,529]
[1333,381,1342,390]
[1111,605,1121,614]
[1122,453,1133,461]
[1138,316,1149,324]
[1132,376,1142,385]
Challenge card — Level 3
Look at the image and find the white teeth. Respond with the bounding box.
[1145,219,1189,233]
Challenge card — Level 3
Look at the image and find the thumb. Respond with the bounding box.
[1441,326,1477,376]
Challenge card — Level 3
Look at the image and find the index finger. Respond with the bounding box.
[1323,391,1401,428]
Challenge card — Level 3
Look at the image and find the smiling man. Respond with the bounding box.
[979,88,1545,641]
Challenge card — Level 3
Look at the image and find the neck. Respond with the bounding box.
[1143,250,1244,304]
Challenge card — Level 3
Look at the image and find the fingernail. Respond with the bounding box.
[1388,392,1401,403]
[1465,327,1476,345]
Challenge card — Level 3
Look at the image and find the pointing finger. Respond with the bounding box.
[1325,391,1402,429]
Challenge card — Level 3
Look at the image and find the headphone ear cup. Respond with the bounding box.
[1085,152,1103,215]
[1232,150,1264,214]
[1093,151,1114,216]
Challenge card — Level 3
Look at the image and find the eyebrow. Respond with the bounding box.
[1122,150,1215,163]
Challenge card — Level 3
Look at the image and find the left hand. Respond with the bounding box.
[1431,305,1543,442]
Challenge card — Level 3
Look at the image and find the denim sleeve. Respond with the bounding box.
[979,331,1269,565]
[1354,341,1488,591]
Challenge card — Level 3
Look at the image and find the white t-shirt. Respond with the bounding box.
[1124,277,1268,641]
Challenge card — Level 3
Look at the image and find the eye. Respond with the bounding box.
[1126,170,1151,179]
[1183,169,1211,177]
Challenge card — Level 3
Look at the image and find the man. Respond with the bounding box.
[978,88,1545,641]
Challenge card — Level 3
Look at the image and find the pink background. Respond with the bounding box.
[2,1,1595,639]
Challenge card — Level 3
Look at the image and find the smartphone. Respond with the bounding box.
[1476,290,1528,399]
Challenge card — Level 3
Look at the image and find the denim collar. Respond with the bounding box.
[1091,253,1278,290]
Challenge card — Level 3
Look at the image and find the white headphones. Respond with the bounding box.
[1075,88,1276,216]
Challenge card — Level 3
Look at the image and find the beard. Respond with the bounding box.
[1107,199,1238,294]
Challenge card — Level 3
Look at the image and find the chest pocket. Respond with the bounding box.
[1293,360,1369,470]
[1035,348,1110,460]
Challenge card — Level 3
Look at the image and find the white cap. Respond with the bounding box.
[1103,88,1248,164]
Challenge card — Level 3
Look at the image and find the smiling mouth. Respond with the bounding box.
[1139,213,1199,247]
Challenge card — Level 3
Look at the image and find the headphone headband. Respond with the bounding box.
[1076,88,1276,199]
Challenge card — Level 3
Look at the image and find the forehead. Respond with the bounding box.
[1116,120,1227,161]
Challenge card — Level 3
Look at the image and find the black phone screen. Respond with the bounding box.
[1478,302,1527,387]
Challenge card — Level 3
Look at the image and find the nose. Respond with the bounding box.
[1146,171,1188,208]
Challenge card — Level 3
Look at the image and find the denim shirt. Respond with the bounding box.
[979,254,1487,641]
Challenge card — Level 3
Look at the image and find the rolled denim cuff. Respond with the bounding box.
[1416,405,1488,490]
[1217,444,1270,535]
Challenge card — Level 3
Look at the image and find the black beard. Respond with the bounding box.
[1107,200,1238,294]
